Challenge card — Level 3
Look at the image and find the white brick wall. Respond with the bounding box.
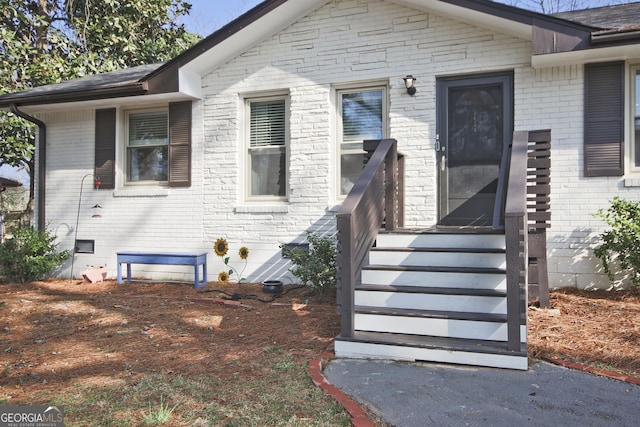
[38,0,639,288]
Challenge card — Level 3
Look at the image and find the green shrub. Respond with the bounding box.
[0,227,70,283]
[282,233,337,295]
[594,197,640,289]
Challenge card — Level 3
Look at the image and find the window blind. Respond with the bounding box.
[128,111,168,146]
[250,100,286,147]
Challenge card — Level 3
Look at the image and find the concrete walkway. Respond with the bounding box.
[323,359,640,427]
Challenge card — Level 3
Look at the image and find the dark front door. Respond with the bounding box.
[436,73,513,227]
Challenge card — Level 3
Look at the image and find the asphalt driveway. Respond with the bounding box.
[323,359,640,426]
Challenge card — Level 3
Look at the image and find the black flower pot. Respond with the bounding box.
[262,280,283,294]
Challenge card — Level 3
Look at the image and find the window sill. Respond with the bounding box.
[624,177,640,187]
[234,205,290,214]
[113,188,170,198]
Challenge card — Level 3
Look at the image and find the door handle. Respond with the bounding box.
[436,134,445,170]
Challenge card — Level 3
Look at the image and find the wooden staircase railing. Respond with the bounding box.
[504,129,551,351]
[336,132,550,353]
[336,139,400,339]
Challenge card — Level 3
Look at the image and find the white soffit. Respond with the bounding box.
[391,0,532,40]
[180,0,330,76]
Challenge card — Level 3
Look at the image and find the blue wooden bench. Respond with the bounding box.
[116,251,208,289]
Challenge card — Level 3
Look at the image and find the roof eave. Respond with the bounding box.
[532,42,640,68]
[0,83,148,109]
[0,178,22,188]
[591,30,640,45]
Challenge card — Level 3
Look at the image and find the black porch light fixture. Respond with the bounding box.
[403,75,417,95]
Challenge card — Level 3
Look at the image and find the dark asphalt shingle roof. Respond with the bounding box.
[553,1,640,31]
[0,62,164,106]
[0,177,22,188]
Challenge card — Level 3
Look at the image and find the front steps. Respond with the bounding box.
[334,230,528,370]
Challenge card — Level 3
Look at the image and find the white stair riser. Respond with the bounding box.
[334,340,528,370]
[376,233,505,250]
[354,313,527,342]
[355,291,507,314]
[369,251,506,269]
[361,269,507,290]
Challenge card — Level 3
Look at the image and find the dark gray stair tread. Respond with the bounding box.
[356,284,507,297]
[355,305,509,322]
[339,330,527,356]
[363,264,506,274]
[370,246,505,254]
[378,227,503,235]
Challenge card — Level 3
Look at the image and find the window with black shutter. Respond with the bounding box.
[584,62,624,177]
[94,102,192,188]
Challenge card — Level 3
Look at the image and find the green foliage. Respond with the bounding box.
[143,396,178,425]
[0,0,201,182]
[282,233,337,295]
[0,226,70,283]
[66,0,200,69]
[594,197,640,289]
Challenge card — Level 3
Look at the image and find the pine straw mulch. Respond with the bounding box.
[0,280,341,405]
[0,279,638,419]
[528,287,640,379]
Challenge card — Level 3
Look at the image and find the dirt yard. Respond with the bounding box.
[0,279,342,381]
[0,280,346,425]
[0,279,638,424]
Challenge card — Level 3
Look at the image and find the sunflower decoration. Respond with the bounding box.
[218,271,230,285]
[214,238,229,257]
[214,238,249,284]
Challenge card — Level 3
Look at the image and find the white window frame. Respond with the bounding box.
[124,107,169,186]
[630,64,640,174]
[243,93,290,202]
[335,83,389,198]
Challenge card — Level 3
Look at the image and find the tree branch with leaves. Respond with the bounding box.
[0,0,200,223]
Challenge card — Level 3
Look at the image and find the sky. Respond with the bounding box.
[180,0,263,36]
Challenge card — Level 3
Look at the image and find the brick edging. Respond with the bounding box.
[307,351,378,427]
[540,357,640,386]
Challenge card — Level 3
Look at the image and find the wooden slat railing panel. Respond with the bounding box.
[337,139,400,338]
[526,130,551,307]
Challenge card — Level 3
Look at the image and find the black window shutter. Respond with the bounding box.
[584,62,624,177]
[168,101,192,187]
[95,108,116,189]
